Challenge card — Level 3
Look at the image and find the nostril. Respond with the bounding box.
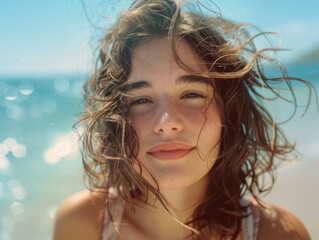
[155,126,181,134]
[153,111,184,134]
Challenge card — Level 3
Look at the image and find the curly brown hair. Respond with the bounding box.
[75,0,314,239]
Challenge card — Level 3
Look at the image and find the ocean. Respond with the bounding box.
[0,62,318,239]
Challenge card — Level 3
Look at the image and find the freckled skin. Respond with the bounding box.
[127,38,222,189]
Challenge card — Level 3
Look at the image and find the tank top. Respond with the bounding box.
[101,196,260,240]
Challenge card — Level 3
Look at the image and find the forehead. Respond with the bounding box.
[128,38,207,80]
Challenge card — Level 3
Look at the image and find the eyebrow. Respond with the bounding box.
[177,75,212,85]
[123,75,212,92]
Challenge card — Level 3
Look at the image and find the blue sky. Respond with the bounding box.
[1,0,319,75]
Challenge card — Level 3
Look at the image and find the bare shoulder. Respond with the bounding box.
[52,189,107,240]
[257,202,311,240]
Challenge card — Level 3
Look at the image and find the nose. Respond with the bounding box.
[153,101,184,135]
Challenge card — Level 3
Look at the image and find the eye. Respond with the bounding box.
[129,97,153,106]
[182,91,206,99]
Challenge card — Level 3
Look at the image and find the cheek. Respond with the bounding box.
[186,104,221,131]
[198,106,222,143]
[129,114,151,139]
[185,109,206,126]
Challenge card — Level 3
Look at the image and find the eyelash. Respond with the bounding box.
[182,91,206,99]
[129,91,207,106]
[129,98,152,106]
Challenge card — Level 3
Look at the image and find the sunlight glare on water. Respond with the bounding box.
[0,74,87,239]
[19,82,34,96]
[0,138,28,171]
[11,144,27,158]
[4,86,19,101]
[0,143,9,156]
[0,155,10,171]
[3,138,17,152]
[1,138,27,159]
[10,184,27,201]
[44,131,80,165]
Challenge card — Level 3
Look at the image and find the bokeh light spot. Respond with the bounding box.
[11,185,27,201]
[0,143,9,156]
[8,179,21,190]
[12,144,27,158]
[43,131,80,164]
[54,141,70,157]
[44,148,61,165]
[4,86,19,101]
[0,156,10,171]
[54,76,70,92]
[19,82,34,95]
[6,104,25,120]
[3,138,17,151]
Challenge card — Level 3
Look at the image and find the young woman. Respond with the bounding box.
[53,0,313,239]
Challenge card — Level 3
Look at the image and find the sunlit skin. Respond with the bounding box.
[127,38,222,192]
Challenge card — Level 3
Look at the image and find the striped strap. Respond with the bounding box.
[240,196,261,240]
[101,198,125,240]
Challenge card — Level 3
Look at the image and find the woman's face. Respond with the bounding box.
[126,38,222,189]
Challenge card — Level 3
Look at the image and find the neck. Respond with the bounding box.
[125,175,210,240]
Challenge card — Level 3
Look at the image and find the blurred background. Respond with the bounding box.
[0,0,318,239]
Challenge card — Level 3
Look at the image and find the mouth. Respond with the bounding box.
[148,142,194,160]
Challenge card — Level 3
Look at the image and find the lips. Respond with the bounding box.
[148,142,194,160]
